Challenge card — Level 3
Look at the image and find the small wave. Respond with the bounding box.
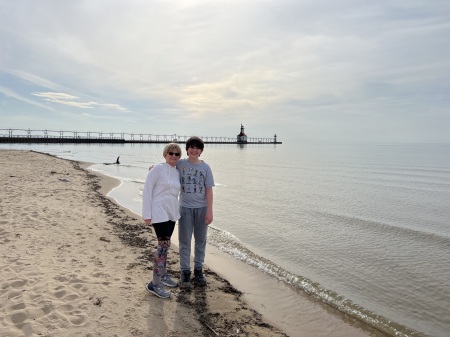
[315,210,450,243]
[88,167,145,185]
[207,226,424,337]
[119,164,146,169]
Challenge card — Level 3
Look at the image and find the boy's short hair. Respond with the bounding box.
[186,136,204,151]
[163,143,182,157]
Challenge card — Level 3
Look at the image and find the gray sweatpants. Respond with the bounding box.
[178,206,208,272]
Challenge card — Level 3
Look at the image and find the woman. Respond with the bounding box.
[142,143,182,298]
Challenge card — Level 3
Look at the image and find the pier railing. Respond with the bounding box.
[0,128,281,144]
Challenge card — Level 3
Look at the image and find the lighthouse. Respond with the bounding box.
[237,124,248,143]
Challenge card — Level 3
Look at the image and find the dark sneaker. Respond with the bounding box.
[194,268,207,286]
[161,273,178,288]
[180,271,193,289]
[146,282,171,299]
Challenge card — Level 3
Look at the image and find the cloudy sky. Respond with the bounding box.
[1,0,449,144]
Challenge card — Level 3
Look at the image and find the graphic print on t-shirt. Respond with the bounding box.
[181,166,205,194]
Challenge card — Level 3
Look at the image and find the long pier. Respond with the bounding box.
[0,128,282,144]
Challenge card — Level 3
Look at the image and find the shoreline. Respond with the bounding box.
[105,181,390,337]
[0,149,389,337]
[101,167,391,337]
[0,149,286,337]
[93,156,391,337]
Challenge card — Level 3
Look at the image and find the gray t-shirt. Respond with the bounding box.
[176,159,215,208]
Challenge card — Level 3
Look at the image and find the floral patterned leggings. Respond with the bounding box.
[151,220,175,285]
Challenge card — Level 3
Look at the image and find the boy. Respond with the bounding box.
[177,136,215,288]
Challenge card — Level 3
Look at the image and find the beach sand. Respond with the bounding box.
[0,150,287,337]
[1,149,389,337]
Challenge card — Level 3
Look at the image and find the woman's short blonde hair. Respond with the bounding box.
[163,143,182,157]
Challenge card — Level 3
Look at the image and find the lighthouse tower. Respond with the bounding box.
[237,124,248,143]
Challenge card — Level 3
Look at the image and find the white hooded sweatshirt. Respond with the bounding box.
[142,162,181,223]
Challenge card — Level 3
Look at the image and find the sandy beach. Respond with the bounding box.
[0,149,287,337]
[1,149,393,337]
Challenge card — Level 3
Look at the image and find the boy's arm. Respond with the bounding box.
[205,187,213,225]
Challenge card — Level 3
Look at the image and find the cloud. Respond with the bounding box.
[0,86,54,111]
[31,92,129,112]
[1,0,450,142]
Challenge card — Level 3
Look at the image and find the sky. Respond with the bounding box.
[1,0,450,144]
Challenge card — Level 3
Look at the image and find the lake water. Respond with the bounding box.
[2,141,449,337]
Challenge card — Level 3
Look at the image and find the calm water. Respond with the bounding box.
[2,142,450,337]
